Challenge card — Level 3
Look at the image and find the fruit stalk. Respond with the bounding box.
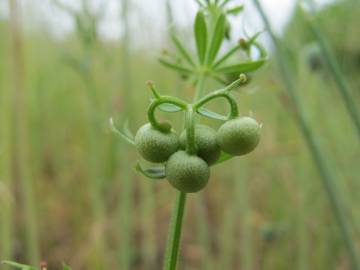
[163,192,187,270]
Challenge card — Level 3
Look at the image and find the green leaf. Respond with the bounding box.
[158,103,184,113]
[171,33,195,67]
[158,58,194,75]
[212,44,241,68]
[226,5,244,15]
[2,261,37,270]
[206,13,226,65]
[194,11,207,64]
[213,152,234,165]
[62,263,72,270]
[109,118,135,146]
[135,163,166,180]
[214,59,265,74]
[196,107,227,121]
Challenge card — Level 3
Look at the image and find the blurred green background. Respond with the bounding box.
[0,0,359,269]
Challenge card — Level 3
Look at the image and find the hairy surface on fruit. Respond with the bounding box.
[179,124,221,165]
[166,151,210,193]
[217,117,261,156]
[135,123,179,163]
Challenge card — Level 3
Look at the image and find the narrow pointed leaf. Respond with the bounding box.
[194,11,207,64]
[213,152,234,165]
[171,33,195,67]
[62,264,72,270]
[158,103,184,113]
[215,59,265,74]
[226,5,244,15]
[109,118,135,146]
[207,13,226,65]
[212,44,241,68]
[159,58,193,75]
[135,163,166,180]
[196,107,228,121]
[2,261,37,270]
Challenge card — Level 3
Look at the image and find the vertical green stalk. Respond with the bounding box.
[118,0,134,269]
[8,0,40,265]
[163,192,187,270]
[141,182,157,268]
[252,1,360,269]
[193,73,213,270]
[296,153,309,270]
[301,1,360,138]
[0,32,14,268]
[219,161,252,270]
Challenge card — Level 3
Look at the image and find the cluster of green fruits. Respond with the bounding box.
[135,116,261,193]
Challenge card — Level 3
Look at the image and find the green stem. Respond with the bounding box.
[163,192,187,270]
[193,73,207,101]
[252,1,360,269]
[185,105,197,155]
[0,39,14,268]
[148,97,187,132]
[301,3,360,139]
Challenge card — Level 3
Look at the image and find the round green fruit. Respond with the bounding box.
[217,117,261,156]
[179,125,221,165]
[166,151,210,193]
[135,123,179,163]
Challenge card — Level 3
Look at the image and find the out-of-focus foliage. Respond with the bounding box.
[284,1,360,80]
[0,1,359,270]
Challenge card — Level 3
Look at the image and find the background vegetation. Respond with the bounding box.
[0,0,359,269]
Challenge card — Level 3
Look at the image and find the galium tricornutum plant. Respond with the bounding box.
[111,1,267,269]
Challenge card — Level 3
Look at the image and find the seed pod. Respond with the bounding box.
[166,151,210,193]
[135,123,179,163]
[217,117,261,156]
[179,125,221,165]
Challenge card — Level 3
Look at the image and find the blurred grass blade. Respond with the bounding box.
[301,4,360,139]
[135,163,166,180]
[252,1,360,269]
[171,33,195,67]
[2,261,37,270]
[206,13,226,65]
[8,0,40,265]
[194,11,207,64]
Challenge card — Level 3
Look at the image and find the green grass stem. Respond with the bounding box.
[301,1,360,139]
[252,1,360,269]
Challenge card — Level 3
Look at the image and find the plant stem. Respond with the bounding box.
[0,31,14,269]
[301,1,360,139]
[194,73,207,101]
[118,0,134,268]
[252,1,360,269]
[163,192,187,270]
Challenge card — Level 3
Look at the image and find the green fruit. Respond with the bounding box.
[179,125,221,165]
[166,151,210,193]
[135,123,179,163]
[217,117,261,156]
